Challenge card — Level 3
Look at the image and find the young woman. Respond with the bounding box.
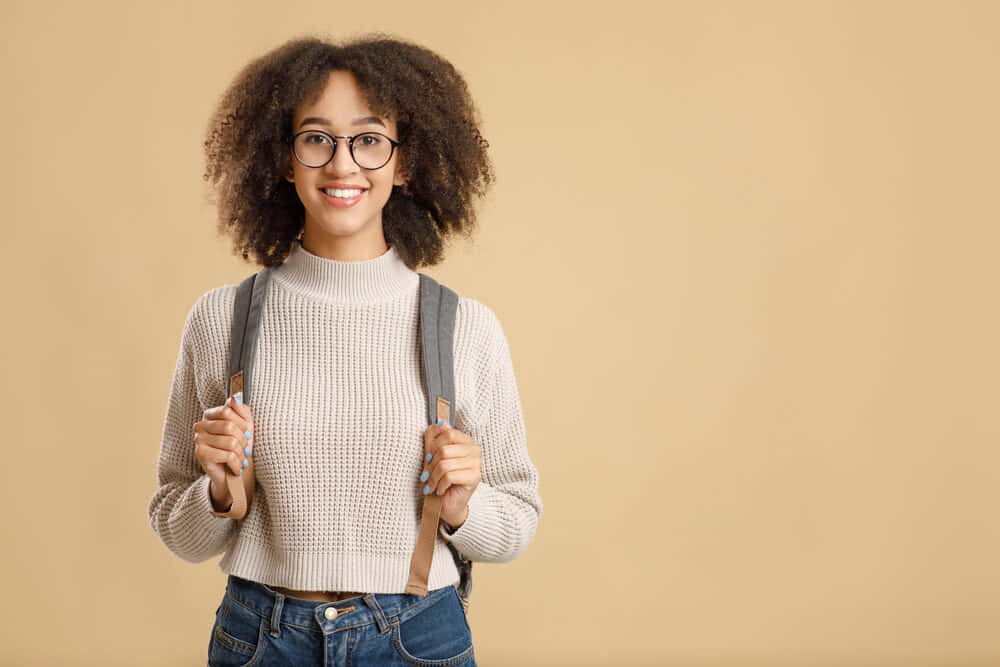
[147,33,543,666]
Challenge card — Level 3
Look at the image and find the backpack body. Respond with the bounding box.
[210,266,473,610]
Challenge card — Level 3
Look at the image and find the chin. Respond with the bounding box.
[316,219,366,237]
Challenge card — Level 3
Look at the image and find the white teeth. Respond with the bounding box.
[323,188,363,198]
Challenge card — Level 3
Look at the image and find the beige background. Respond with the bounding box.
[1,0,998,665]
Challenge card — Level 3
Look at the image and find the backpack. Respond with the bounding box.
[208,265,473,611]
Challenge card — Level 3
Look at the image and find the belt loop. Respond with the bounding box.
[362,593,390,635]
[269,592,285,638]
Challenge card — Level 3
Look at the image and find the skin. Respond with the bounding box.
[285,69,408,262]
[196,69,481,530]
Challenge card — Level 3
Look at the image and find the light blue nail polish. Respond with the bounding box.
[242,458,249,468]
[423,484,430,495]
[234,392,243,405]
[436,418,445,427]
[245,430,252,440]
[420,470,429,482]
[244,445,252,456]
[426,453,432,463]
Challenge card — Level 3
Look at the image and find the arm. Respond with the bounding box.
[147,298,238,562]
[439,307,543,563]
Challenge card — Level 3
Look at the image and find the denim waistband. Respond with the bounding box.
[224,574,459,636]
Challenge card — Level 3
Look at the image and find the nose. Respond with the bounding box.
[328,137,359,174]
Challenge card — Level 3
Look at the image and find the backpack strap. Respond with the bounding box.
[406,273,473,605]
[210,267,272,519]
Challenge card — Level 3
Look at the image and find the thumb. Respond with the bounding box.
[228,391,248,417]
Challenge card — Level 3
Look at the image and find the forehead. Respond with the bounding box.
[294,70,393,131]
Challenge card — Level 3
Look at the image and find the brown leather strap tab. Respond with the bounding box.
[210,371,255,519]
[405,396,451,595]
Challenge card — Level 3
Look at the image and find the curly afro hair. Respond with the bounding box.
[202,32,495,269]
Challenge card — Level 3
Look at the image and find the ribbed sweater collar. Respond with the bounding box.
[271,239,417,304]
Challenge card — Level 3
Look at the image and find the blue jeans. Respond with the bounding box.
[207,574,477,666]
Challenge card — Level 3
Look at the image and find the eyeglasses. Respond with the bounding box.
[289,130,403,170]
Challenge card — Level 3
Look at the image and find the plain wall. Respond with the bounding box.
[1,1,998,664]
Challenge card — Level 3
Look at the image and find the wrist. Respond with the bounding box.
[209,479,233,512]
[443,505,470,531]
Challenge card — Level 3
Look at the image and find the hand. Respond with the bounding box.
[420,419,482,529]
[193,392,255,508]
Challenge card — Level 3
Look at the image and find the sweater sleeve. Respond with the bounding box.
[438,304,543,563]
[147,296,238,562]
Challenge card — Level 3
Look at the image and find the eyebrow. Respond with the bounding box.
[298,115,386,129]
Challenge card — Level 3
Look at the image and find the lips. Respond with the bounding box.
[319,188,366,208]
[319,183,369,191]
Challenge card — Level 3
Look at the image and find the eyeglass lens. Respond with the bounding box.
[294,132,393,169]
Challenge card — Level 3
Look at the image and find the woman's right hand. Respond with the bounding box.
[193,393,255,508]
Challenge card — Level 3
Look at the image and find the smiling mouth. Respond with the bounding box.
[320,187,366,197]
[319,188,366,207]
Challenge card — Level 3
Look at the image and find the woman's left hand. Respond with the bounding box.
[421,419,482,530]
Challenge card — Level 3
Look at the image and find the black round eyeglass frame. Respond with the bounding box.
[287,129,404,170]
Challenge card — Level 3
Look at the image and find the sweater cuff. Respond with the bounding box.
[437,483,493,558]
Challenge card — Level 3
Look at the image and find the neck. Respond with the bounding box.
[299,222,388,261]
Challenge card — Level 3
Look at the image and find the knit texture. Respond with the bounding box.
[148,239,542,593]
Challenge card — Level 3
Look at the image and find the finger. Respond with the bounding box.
[194,418,254,458]
[427,455,470,492]
[228,392,253,423]
[434,425,470,447]
[199,400,253,443]
[194,430,248,473]
[423,419,451,466]
[435,467,478,496]
[203,396,253,433]
[196,440,246,475]
[427,421,472,464]
[424,441,474,492]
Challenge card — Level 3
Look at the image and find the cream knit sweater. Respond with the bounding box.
[148,239,542,593]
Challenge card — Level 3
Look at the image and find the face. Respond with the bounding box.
[286,70,407,256]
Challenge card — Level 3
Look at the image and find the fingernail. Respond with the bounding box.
[242,458,249,468]
[235,392,243,405]
[426,453,432,463]
[436,418,445,427]
[423,484,431,495]
[244,430,252,440]
[244,445,252,456]
[420,470,429,482]
[239,468,243,476]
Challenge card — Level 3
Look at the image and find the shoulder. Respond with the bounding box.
[184,284,237,332]
[177,282,242,356]
[456,294,501,328]
[453,294,512,372]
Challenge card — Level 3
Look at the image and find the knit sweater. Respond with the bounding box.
[147,239,542,593]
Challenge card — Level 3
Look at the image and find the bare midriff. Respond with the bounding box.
[269,585,364,602]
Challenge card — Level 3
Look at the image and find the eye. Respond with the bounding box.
[304,132,330,144]
[357,134,382,146]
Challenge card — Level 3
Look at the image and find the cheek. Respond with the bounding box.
[293,179,313,207]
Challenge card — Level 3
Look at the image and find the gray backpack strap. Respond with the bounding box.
[406,274,473,610]
[210,268,272,520]
[418,273,458,427]
[227,268,272,404]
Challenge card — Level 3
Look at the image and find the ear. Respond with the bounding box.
[393,162,408,189]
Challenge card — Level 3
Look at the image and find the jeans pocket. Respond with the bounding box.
[390,587,475,666]
[208,593,269,666]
